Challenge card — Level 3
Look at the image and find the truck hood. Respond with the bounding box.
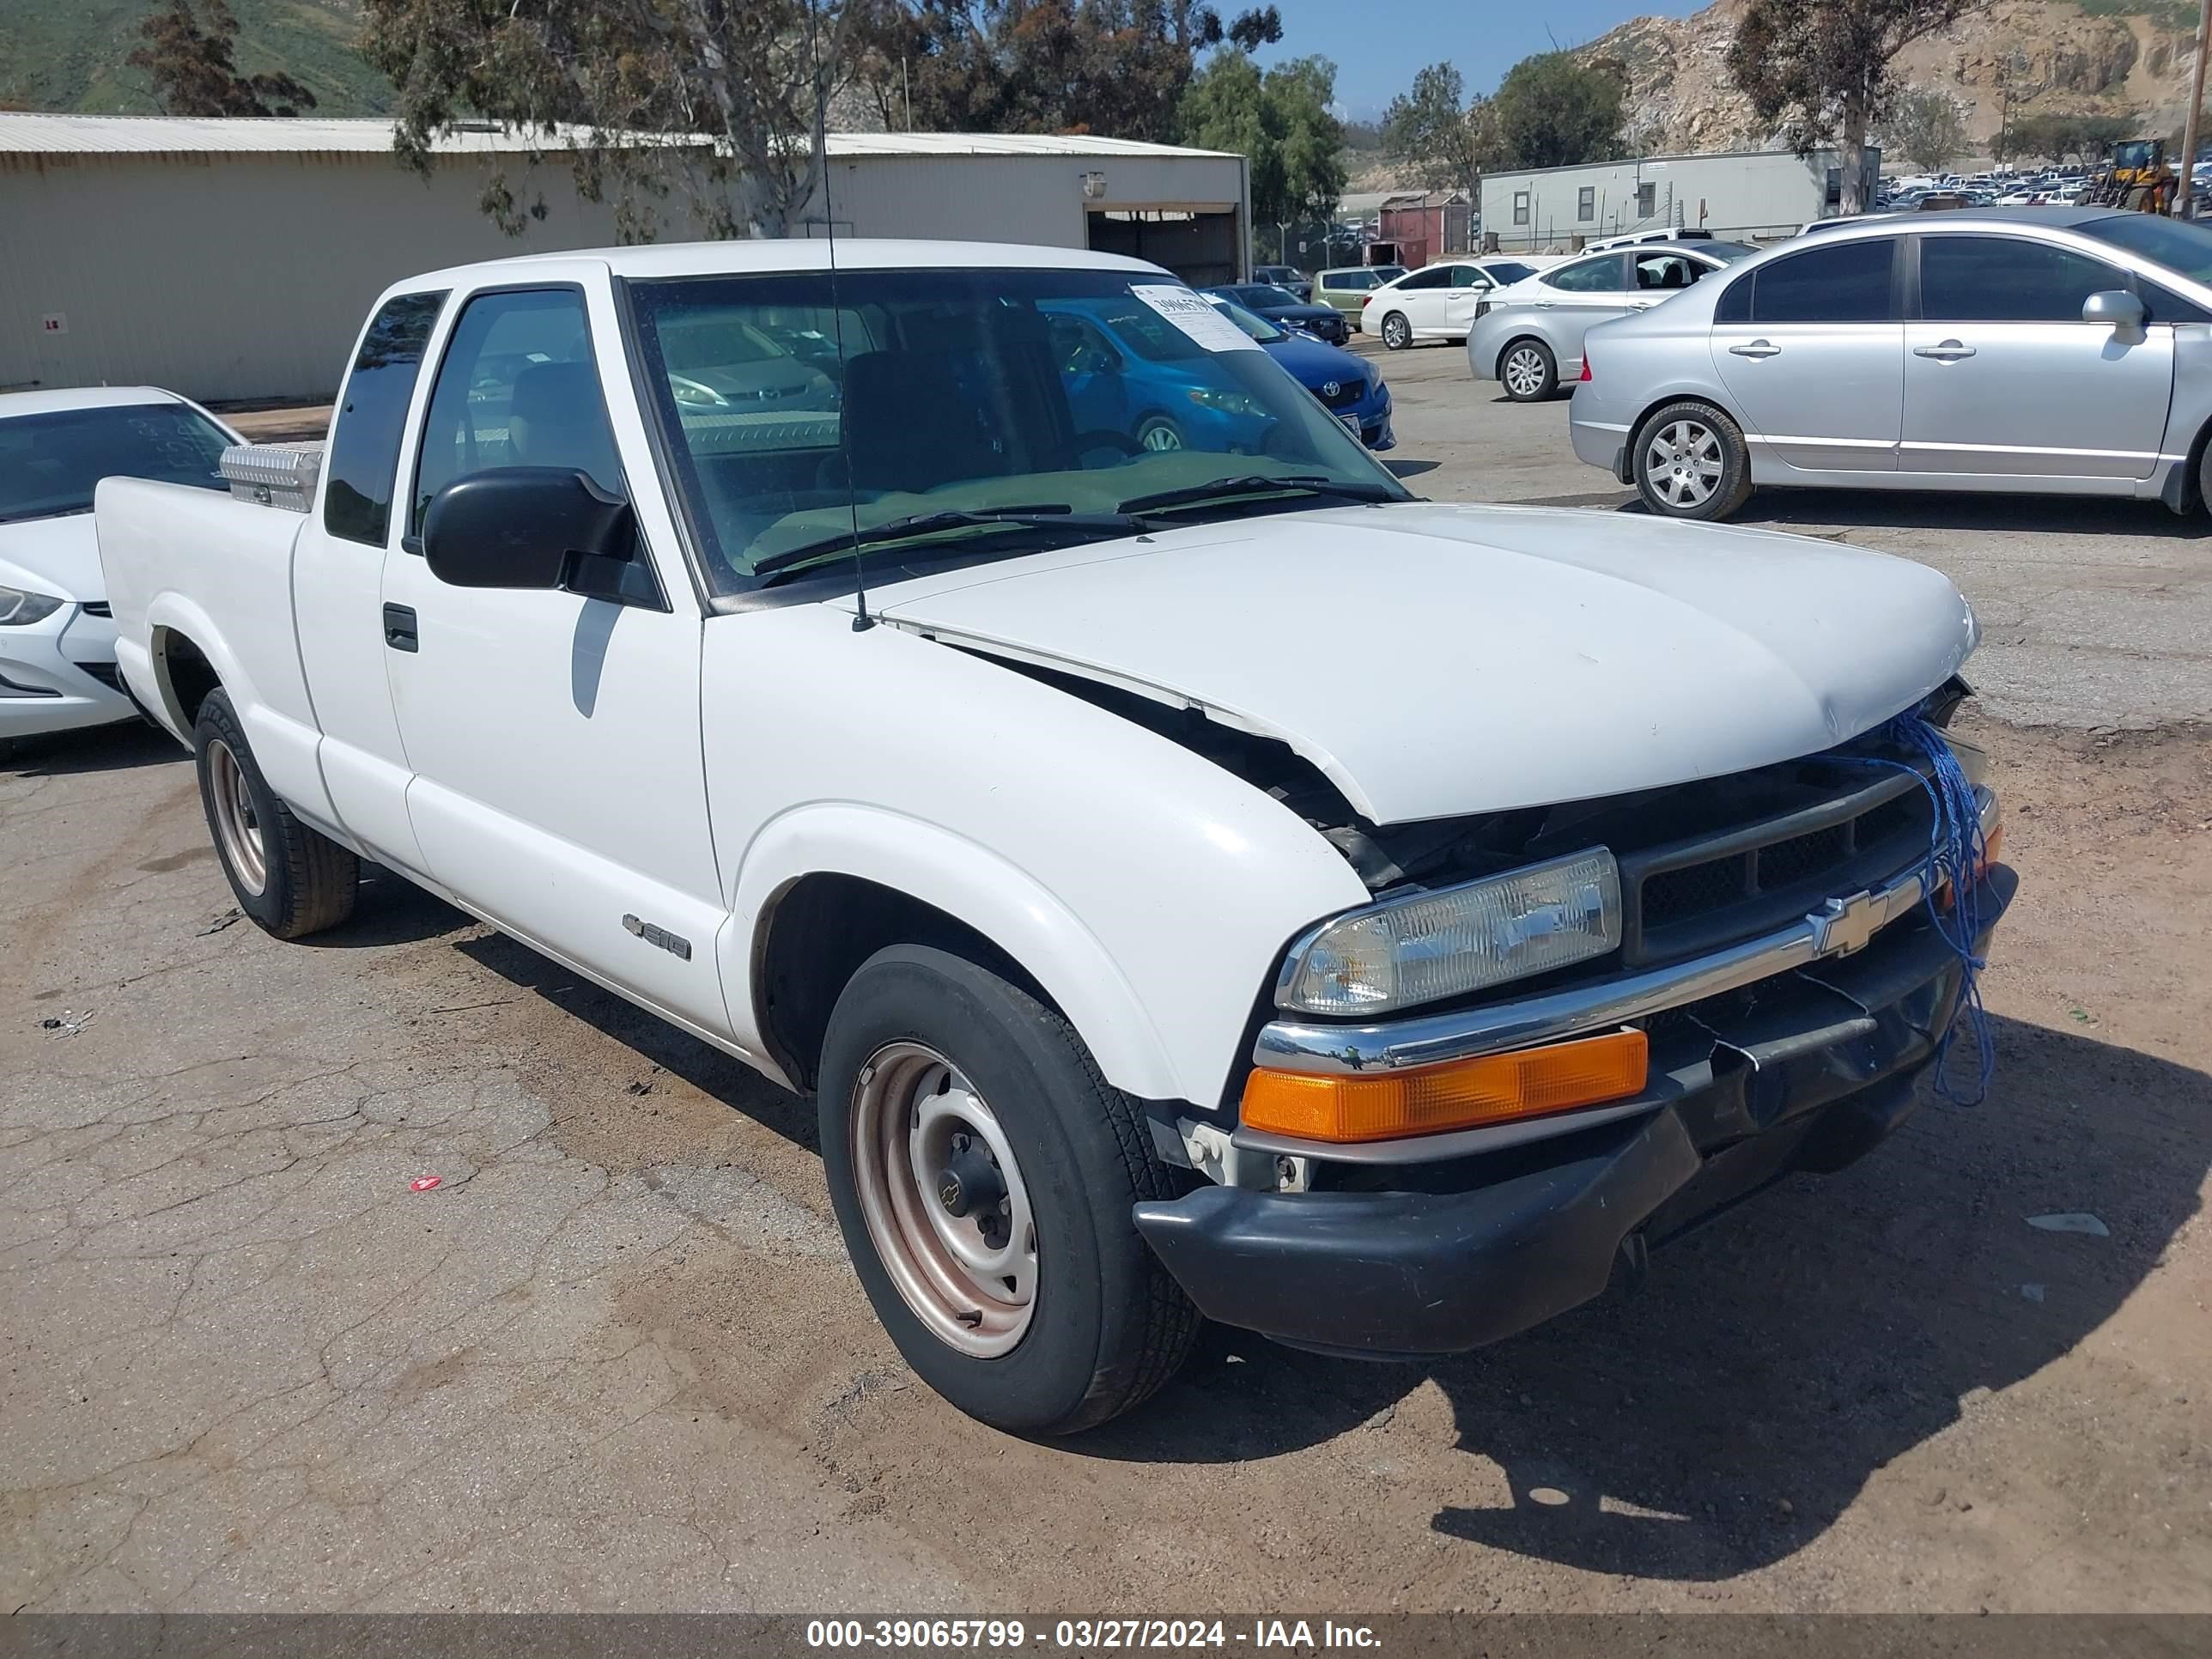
[0,513,103,602]
[863,502,1978,824]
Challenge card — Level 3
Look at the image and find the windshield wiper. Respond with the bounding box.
[1112,474,1401,515]
[751,505,1147,584]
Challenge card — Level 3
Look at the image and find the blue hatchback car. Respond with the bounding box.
[1038,297,1281,455]
[1206,295,1394,451]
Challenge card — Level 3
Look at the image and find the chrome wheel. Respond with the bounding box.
[1137,418,1183,453]
[204,738,266,896]
[1644,418,1724,509]
[1503,345,1549,398]
[1382,313,1410,349]
[849,1042,1038,1358]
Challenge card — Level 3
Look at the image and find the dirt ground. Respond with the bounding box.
[3,362,2209,1616]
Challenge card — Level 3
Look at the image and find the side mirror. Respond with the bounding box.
[2083,289,2147,338]
[422,467,655,605]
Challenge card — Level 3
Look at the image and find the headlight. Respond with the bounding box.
[1279,848,1622,1016]
[0,585,66,627]
[1187,386,1262,416]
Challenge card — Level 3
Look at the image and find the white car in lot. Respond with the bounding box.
[1,387,240,756]
[1360,257,1552,349]
[96,239,2009,1436]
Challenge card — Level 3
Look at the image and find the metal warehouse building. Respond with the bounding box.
[0,115,1249,404]
[1479,146,1880,252]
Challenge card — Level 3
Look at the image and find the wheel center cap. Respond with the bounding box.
[936,1145,1005,1218]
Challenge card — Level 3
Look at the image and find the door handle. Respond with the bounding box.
[1729,339,1782,358]
[382,603,418,653]
[1534,300,1557,309]
[1914,340,1977,361]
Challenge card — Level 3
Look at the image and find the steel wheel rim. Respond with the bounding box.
[1645,419,1724,507]
[1139,420,1182,452]
[1504,347,1546,396]
[204,738,266,895]
[850,1042,1037,1358]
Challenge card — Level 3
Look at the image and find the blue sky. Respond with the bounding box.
[1251,0,1709,120]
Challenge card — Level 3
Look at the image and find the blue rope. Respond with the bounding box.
[1838,707,1996,1106]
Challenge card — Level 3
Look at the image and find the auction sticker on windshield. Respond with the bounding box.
[1129,285,1261,353]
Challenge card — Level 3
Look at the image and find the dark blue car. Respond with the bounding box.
[1206,295,1394,451]
[1201,283,1350,345]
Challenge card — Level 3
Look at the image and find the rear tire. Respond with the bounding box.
[1632,399,1753,521]
[817,945,1200,1437]
[1381,312,1413,350]
[194,687,357,939]
[1499,338,1557,401]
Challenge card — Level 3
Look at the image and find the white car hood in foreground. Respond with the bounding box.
[0,513,103,602]
[864,502,1977,825]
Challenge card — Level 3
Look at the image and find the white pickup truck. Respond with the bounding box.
[97,240,2012,1436]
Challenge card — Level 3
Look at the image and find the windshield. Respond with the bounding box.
[1700,242,1759,264]
[0,402,233,524]
[1207,298,1290,343]
[1369,265,1407,283]
[1225,284,1300,308]
[629,267,1407,593]
[2078,212,2212,285]
[1484,260,1536,285]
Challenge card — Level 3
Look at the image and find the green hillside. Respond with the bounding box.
[0,0,391,115]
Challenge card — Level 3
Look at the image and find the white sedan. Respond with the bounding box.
[0,386,241,756]
[1360,257,1556,349]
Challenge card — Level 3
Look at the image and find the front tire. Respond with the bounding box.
[194,687,358,939]
[1134,414,1184,453]
[1632,399,1753,520]
[817,945,1200,1436]
[1381,312,1413,350]
[1498,338,1557,401]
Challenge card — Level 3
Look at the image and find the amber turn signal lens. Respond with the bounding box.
[1241,1028,1650,1145]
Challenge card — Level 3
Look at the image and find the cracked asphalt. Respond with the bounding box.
[4,363,2209,1614]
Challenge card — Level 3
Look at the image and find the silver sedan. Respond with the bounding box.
[1466,240,1755,401]
[1568,205,2212,520]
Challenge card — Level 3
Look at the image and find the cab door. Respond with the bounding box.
[291,290,447,876]
[379,271,732,1036]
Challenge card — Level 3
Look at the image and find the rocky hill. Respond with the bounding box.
[1586,0,2198,156]
[0,0,390,116]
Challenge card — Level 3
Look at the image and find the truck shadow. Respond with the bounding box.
[1084,1013,2209,1581]
[3,721,185,776]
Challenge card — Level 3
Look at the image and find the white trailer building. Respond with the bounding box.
[1478,147,1880,253]
[0,115,1249,404]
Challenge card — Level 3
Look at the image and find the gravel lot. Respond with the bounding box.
[4,350,2208,1615]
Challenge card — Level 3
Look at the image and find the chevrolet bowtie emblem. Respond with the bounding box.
[1808,890,1883,957]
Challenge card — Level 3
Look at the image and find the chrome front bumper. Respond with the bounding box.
[1254,787,2000,1081]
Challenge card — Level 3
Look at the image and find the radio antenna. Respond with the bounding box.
[805,0,872,630]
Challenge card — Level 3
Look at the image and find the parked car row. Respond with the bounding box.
[1433,204,2212,529]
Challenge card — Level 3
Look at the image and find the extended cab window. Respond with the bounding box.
[323,291,445,546]
[411,288,623,534]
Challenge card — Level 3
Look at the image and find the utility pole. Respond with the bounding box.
[2179,0,2211,216]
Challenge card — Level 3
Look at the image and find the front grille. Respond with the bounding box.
[1318,376,1366,410]
[1618,764,1936,967]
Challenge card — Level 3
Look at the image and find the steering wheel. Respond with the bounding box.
[1069,429,1144,464]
